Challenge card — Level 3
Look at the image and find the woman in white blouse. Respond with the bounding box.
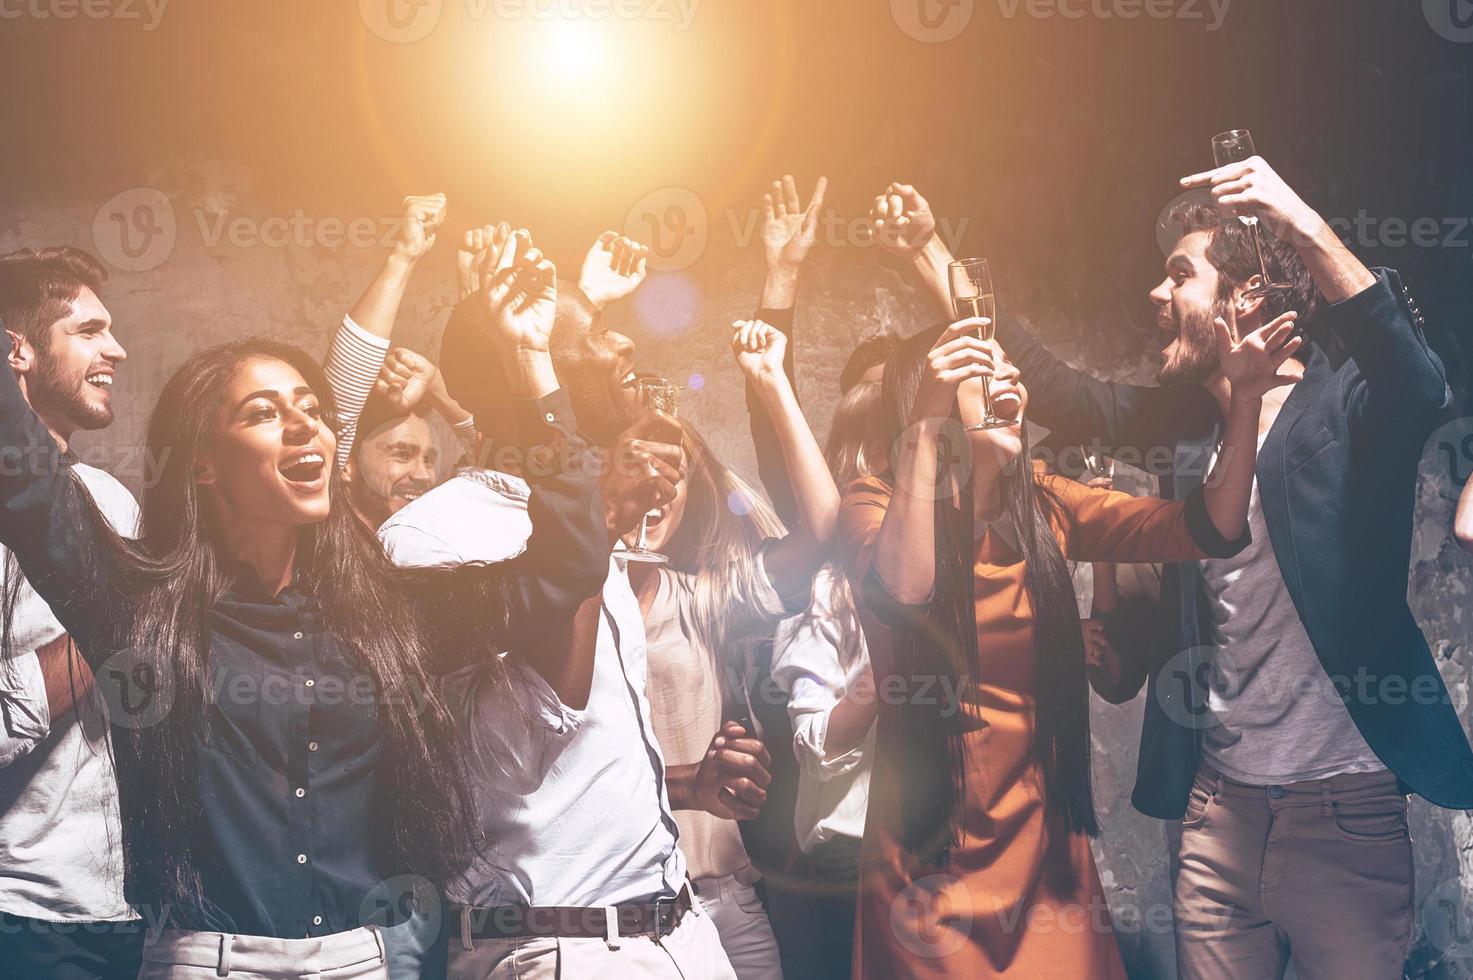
[769,372,890,980]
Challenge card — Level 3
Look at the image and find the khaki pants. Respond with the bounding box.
[1174,766,1414,980]
[446,896,737,979]
[138,926,388,978]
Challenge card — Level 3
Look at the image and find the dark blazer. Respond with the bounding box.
[997,268,1473,818]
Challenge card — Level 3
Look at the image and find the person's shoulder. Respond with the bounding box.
[71,462,139,534]
[379,469,532,565]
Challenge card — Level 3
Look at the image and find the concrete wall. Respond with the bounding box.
[4,162,1470,978]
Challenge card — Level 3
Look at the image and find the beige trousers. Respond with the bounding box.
[1173,766,1414,980]
[446,898,737,980]
[137,926,388,979]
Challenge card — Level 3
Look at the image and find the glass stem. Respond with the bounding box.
[980,376,997,420]
[635,513,651,550]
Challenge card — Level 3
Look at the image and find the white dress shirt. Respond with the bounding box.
[379,468,687,908]
[769,566,874,854]
[0,463,138,921]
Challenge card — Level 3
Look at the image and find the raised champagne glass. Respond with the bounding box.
[621,377,679,565]
[1210,129,1287,295]
[949,257,1013,431]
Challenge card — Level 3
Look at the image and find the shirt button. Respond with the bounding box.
[305,679,315,688]
[308,741,319,752]
[294,631,304,640]
[296,854,308,864]
[295,788,306,798]
[312,915,323,926]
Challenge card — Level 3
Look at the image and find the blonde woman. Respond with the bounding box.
[633,319,838,980]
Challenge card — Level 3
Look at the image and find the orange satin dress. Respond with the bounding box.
[840,468,1210,979]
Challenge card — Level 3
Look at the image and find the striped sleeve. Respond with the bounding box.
[323,313,391,470]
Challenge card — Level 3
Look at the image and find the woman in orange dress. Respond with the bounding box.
[841,314,1301,978]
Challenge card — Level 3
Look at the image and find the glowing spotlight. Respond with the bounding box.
[537,19,605,83]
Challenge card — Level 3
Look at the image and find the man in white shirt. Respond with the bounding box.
[0,247,142,979]
[381,238,765,978]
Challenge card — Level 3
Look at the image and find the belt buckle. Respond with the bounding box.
[652,895,677,940]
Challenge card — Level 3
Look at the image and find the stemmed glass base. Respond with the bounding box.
[965,417,1018,432]
[621,548,670,564]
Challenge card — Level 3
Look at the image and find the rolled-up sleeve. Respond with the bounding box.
[0,653,49,767]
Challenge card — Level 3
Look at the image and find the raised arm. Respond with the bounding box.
[1181,155,1449,431]
[326,193,446,468]
[407,233,609,695]
[0,333,127,664]
[868,321,994,609]
[733,319,838,600]
[746,174,826,527]
[870,181,1218,455]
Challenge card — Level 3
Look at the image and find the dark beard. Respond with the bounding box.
[30,357,112,431]
[566,367,633,447]
[1157,303,1224,388]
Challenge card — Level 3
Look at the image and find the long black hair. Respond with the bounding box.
[6,337,477,915]
[880,325,1098,867]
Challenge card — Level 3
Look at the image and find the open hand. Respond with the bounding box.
[763,174,827,274]
[579,231,650,309]
[1214,308,1305,401]
[457,222,510,300]
[483,229,556,355]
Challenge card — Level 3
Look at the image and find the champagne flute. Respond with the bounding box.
[948,258,1013,431]
[1210,129,1287,295]
[622,377,679,565]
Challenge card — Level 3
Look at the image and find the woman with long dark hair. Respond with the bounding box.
[0,236,608,979]
[840,314,1299,977]
[633,318,839,979]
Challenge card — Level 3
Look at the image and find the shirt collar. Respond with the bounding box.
[976,510,1020,552]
